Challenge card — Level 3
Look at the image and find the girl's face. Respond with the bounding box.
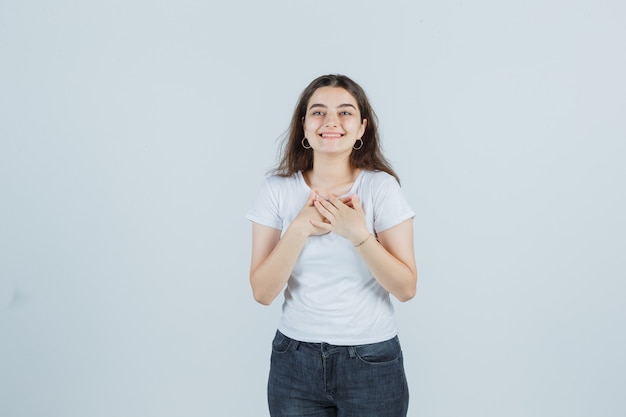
[303,87,367,155]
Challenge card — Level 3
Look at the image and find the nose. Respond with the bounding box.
[324,112,339,127]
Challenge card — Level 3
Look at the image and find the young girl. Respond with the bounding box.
[247,74,417,417]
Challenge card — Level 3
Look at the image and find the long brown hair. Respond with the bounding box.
[272,74,400,183]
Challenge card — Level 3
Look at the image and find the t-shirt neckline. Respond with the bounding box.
[297,170,365,198]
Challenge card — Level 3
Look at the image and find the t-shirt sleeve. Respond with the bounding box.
[373,175,416,233]
[246,177,283,230]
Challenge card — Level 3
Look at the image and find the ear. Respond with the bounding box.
[358,118,367,138]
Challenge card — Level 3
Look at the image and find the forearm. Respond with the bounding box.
[355,235,417,302]
[250,227,308,305]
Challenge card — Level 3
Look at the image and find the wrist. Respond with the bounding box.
[352,233,372,247]
[286,221,312,240]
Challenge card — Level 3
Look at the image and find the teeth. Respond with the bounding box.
[321,134,341,138]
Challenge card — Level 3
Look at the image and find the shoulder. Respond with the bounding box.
[359,170,400,189]
[263,172,301,190]
[254,173,304,201]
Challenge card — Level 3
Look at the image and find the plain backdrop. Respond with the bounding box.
[1,1,625,416]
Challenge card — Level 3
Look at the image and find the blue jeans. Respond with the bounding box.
[268,330,409,417]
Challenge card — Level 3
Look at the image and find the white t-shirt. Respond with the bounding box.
[246,170,415,345]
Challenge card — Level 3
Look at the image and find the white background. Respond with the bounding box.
[1,1,625,416]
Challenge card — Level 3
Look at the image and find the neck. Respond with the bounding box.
[305,154,360,194]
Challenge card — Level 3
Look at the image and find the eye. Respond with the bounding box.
[340,111,352,116]
[312,111,324,116]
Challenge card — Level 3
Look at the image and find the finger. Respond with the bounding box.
[315,192,330,202]
[310,219,333,231]
[340,195,354,208]
[306,191,317,206]
[327,195,346,209]
[351,194,363,212]
[314,200,335,219]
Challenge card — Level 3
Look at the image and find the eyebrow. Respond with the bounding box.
[308,103,357,111]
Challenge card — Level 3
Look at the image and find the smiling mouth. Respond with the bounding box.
[320,133,343,139]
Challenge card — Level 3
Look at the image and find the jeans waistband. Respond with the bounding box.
[277,330,398,357]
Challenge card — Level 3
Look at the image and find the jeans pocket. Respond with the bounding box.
[271,331,294,354]
[354,337,402,365]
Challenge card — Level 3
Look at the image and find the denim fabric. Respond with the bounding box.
[268,330,409,417]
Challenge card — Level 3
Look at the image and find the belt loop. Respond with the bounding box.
[348,346,356,358]
[291,340,300,351]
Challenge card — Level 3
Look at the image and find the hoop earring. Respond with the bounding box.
[353,138,363,150]
[301,137,312,149]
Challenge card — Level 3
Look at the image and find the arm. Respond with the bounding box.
[249,192,328,305]
[313,195,417,302]
[354,219,417,302]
